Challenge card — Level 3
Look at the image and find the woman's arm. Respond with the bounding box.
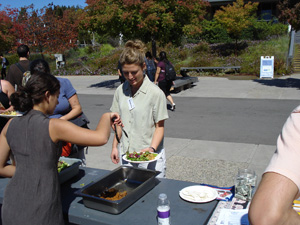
[0,120,16,177]
[140,120,165,153]
[154,67,161,84]
[59,94,82,121]
[1,80,15,112]
[50,112,121,146]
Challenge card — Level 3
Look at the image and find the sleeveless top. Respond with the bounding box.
[3,110,64,225]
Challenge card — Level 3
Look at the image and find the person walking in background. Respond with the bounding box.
[6,44,30,90]
[145,51,156,82]
[154,51,176,111]
[110,40,169,178]
[0,72,122,225]
[117,60,126,84]
[0,54,7,79]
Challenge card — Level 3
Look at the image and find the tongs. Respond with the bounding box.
[112,117,128,143]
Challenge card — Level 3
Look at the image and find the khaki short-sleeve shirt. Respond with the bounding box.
[110,76,169,154]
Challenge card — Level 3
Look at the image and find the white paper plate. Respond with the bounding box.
[179,185,218,203]
[122,152,159,164]
[0,112,23,118]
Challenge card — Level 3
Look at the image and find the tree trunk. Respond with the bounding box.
[151,35,157,59]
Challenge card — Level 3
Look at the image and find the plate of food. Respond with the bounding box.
[0,111,23,118]
[122,151,159,164]
[179,185,218,203]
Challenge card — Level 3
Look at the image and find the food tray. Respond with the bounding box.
[58,157,81,184]
[75,165,160,214]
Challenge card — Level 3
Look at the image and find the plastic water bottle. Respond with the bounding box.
[157,193,170,225]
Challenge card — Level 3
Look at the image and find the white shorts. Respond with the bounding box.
[121,148,166,178]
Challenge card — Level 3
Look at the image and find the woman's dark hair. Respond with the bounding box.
[159,51,168,63]
[145,51,152,59]
[11,72,60,112]
[30,59,50,74]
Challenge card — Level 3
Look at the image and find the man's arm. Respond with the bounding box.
[249,172,300,225]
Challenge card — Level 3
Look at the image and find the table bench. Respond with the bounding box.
[171,76,199,92]
[180,66,241,75]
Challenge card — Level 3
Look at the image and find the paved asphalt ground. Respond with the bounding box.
[62,73,300,187]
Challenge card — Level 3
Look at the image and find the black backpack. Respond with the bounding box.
[165,61,176,81]
[4,58,9,66]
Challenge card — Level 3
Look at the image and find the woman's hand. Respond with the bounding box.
[110,112,123,128]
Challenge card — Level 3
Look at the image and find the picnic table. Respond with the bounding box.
[0,167,218,225]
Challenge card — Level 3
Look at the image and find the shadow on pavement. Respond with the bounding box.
[89,79,120,89]
[253,78,300,89]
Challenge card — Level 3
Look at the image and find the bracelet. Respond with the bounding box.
[149,147,156,152]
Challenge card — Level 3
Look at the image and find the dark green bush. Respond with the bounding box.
[242,20,288,40]
[200,19,231,44]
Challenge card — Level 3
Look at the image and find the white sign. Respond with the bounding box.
[260,56,274,78]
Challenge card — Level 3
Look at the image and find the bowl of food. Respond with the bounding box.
[58,157,82,184]
[75,165,160,214]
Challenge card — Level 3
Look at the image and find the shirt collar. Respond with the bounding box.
[124,75,150,96]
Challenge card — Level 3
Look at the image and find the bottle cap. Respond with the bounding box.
[159,193,167,200]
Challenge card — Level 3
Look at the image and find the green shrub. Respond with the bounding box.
[242,20,288,40]
[200,19,231,44]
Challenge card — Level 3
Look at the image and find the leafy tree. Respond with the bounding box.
[83,0,209,49]
[278,0,300,31]
[0,5,22,52]
[214,0,258,55]
[13,4,80,56]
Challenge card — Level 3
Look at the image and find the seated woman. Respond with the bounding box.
[30,59,88,164]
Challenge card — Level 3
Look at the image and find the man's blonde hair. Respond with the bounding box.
[119,40,146,67]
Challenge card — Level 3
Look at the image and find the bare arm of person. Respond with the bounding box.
[59,94,82,121]
[154,67,161,84]
[50,112,121,146]
[0,120,16,177]
[249,172,300,225]
[140,120,165,153]
[111,125,122,164]
[1,80,15,112]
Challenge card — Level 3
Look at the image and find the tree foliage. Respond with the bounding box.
[16,4,80,54]
[278,0,300,31]
[214,0,258,54]
[214,0,258,40]
[1,4,81,54]
[0,5,21,52]
[83,0,209,46]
